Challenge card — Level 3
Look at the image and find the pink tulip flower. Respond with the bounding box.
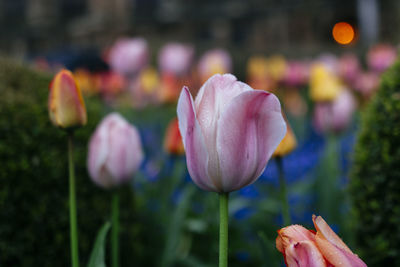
[367,44,397,73]
[158,43,194,76]
[338,53,361,85]
[108,37,149,76]
[276,215,367,267]
[197,49,232,82]
[284,61,310,87]
[177,74,286,192]
[87,113,144,188]
[317,53,339,75]
[354,71,379,97]
[313,89,356,134]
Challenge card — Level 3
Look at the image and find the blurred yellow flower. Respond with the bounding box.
[266,55,287,82]
[310,63,341,102]
[140,67,160,94]
[48,69,87,129]
[273,116,297,157]
[247,57,268,78]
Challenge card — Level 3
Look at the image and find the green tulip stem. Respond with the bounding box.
[276,156,291,226]
[112,191,120,267]
[219,192,229,267]
[68,133,80,267]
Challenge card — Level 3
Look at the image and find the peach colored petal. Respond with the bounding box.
[276,225,316,253]
[315,232,367,267]
[285,240,327,267]
[312,215,352,253]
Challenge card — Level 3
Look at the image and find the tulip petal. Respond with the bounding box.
[216,90,286,192]
[106,114,143,184]
[313,215,367,267]
[88,117,112,187]
[177,87,218,191]
[276,225,316,253]
[285,241,327,267]
[315,233,367,267]
[312,215,352,253]
[49,69,87,128]
[194,74,251,184]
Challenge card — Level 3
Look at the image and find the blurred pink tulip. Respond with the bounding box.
[339,53,361,85]
[177,74,286,192]
[284,61,310,87]
[108,38,149,76]
[354,71,379,97]
[313,89,356,133]
[87,113,144,188]
[367,44,397,73]
[276,215,367,267]
[198,49,232,82]
[317,53,339,75]
[158,43,194,76]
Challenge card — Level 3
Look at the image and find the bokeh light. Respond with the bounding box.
[332,22,355,45]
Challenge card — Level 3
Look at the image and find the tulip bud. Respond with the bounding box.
[276,215,367,267]
[273,115,297,157]
[309,63,341,102]
[158,43,194,76]
[87,113,144,189]
[164,117,185,155]
[108,37,149,76]
[313,89,356,134]
[198,49,232,83]
[48,69,87,129]
[177,74,286,193]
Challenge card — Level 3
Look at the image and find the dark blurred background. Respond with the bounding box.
[1,0,399,58]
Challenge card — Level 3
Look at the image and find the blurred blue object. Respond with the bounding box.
[239,184,260,199]
[234,207,256,220]
[261,125,325,185]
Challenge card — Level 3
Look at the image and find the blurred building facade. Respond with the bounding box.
[0,0,399,58]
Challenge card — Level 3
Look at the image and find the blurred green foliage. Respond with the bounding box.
[351,60,400,266]
[0,59,150,266]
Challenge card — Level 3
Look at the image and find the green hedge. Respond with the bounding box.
[0,59,143,266]
[350,60,400,266]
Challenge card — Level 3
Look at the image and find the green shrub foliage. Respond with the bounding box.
[351,60,400,266]
[0,59,142,266]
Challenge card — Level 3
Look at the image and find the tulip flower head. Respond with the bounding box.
[313,89,356,134]
[367,44,397,73]
[158,43,194,76]
[338,53,361,85]
[265,55,287,82]
[247,56,274,91]
[310,63,341,102]
[164,117,185,155]
[276,215,367,267]
[87,113,144,189]
[283,61,310,87]
[177,74,287,192]
[198,49,232,83]
[48,69,87,129]
[273,118,297,157]
[108,37,149,76]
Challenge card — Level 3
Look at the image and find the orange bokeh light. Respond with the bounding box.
[332,22,355,45]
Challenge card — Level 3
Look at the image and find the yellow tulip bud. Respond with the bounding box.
[48,69,87,129]
[273,116,297,157]
[309,63,341,102]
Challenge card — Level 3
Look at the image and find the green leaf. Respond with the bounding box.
[160,185,195,267]
[87,221,111,267]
